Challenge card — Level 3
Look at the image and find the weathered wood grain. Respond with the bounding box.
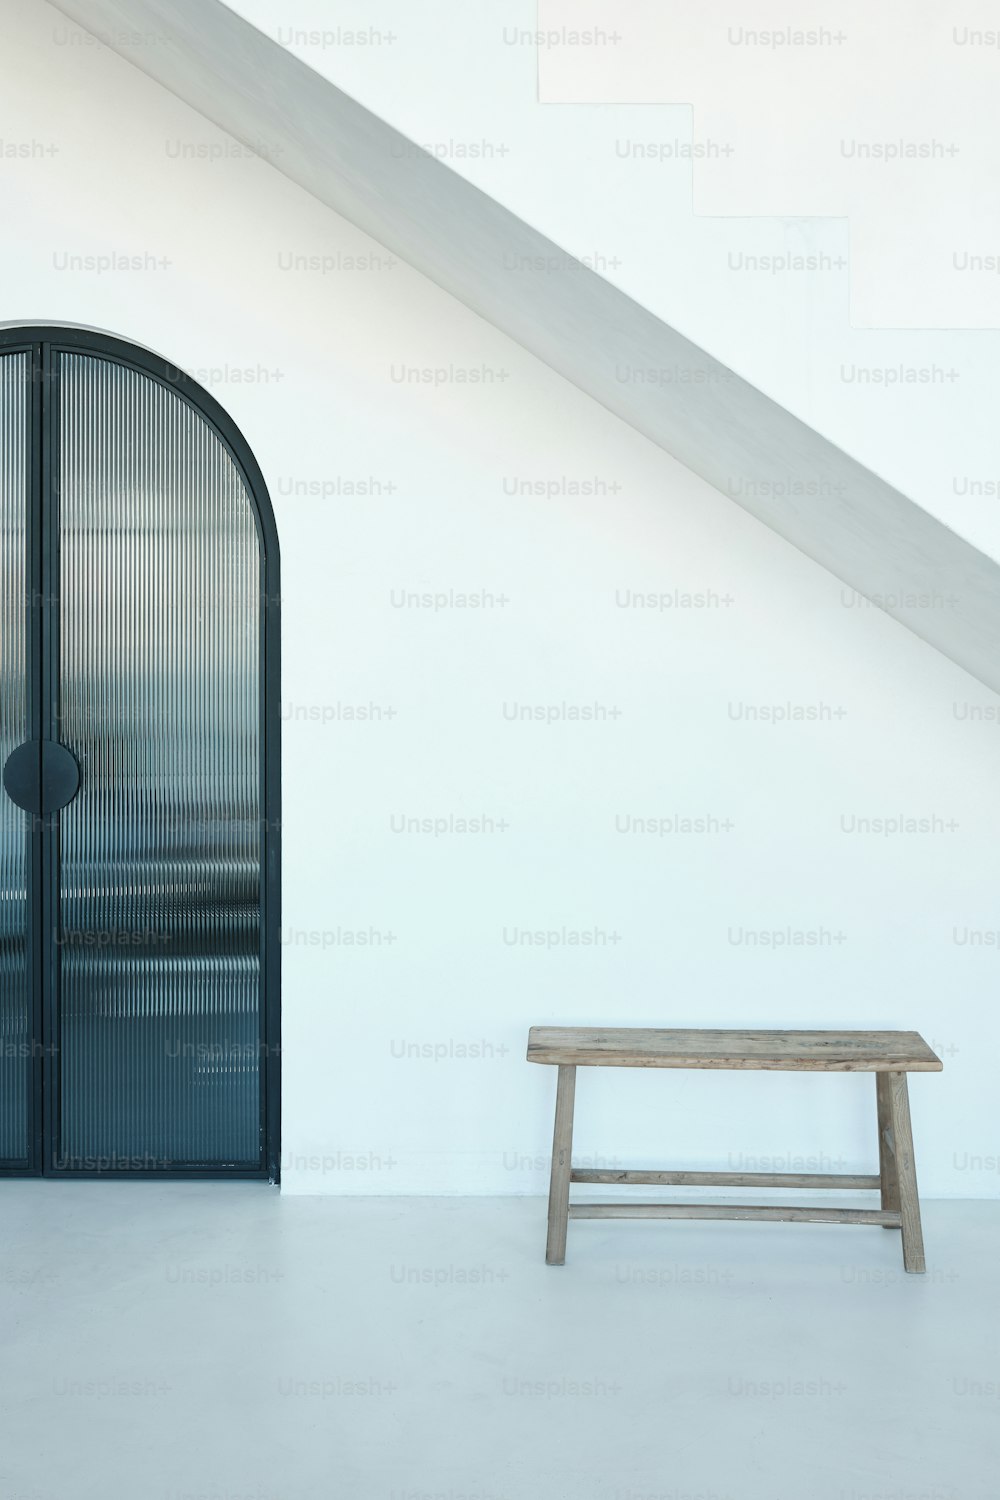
[571,1169,881,1189]
[527,1027,942,1071]
[569,1204,902,1225]
[876,1073,901,1230]
[545,1064,576,1266]
[887,1071,926,1273]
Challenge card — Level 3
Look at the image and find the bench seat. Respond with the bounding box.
[527,1027,943,1071]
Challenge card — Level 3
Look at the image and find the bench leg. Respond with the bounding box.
[875,1074,900,1228]
[886,1071,926,1273]
[545,1064,576,1265]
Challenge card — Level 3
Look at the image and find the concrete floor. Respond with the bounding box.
[0,1188,996,1500]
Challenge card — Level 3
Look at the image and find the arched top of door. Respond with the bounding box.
[0,325,279,570]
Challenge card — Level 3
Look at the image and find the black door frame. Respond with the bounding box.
[0,326,281,1181]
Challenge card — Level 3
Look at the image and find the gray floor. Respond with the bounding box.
[0,1187,996,1500]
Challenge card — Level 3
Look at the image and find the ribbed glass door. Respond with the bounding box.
[0,352,31,1169]
[0,330,279,1179]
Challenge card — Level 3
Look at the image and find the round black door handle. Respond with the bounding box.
[2,739,81,816]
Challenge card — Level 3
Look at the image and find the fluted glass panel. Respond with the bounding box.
[0,353,29,1163]
[57,354,261,1169]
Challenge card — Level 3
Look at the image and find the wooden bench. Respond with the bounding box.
[527,1027,943,1273]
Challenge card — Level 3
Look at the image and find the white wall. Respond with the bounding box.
[221,0,1000,564]
[3,0,1000,1197]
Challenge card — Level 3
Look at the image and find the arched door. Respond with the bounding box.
[0,329,279,1178]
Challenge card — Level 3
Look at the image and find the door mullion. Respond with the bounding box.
[24,342,45,1172]
[39,341,61,1174]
